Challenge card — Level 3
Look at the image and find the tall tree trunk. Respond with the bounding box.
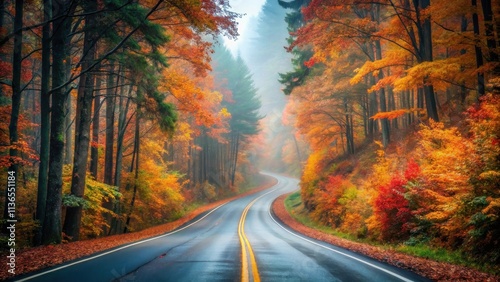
[404,0,439,121]
[0,0,6,98]
[362,90,368,138]
[421,0,439,122]
[124,109,140,234]
[104,68,116,185]
[109,86,130,235]
[366,43,378,139]
[64,90,73,164]
[63,0,98,241]
[114,85,132,188]
[90,78,101,179]
[460,16,468,106]
[102,67,117,235]
[4,0,22,225]
[35,0,51,246]
[388,87,398,129]
[472,0,486,99]
[231,133,239,186]
[375,40,390,147]
[481,0,498,72]
[344,98,355,155]
[42,0,72,245]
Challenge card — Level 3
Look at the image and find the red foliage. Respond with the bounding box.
[0,61,10,79]
[404,158,420,181]
[311,175,346,227]
[326,175,344,188]
[304,57,316,68]
[375,160,424,241]
[21,59,33,82]
[375,176,412,240]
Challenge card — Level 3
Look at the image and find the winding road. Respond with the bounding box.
[16,173,430,282]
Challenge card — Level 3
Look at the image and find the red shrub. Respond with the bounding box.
[375,176,412,241]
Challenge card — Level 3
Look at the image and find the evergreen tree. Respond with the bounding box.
[212,43,262,185]
[278,0,311,95]
[240,0,292,113]
[213,44,261,137]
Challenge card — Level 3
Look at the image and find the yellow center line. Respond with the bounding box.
[238,197,261,282]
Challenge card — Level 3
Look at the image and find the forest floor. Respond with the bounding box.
[272,193,500,282]
[0,175,277,281]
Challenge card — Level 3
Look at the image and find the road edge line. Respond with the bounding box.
[17,202,229,282]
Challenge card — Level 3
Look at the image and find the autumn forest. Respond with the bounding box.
[0,0,499,278]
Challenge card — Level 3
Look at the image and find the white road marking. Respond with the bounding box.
[18,202,229,281]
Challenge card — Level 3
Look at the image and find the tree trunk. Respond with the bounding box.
[0,0,6,98]
[102,67,117,235]
[35,0,51,246]
[63,1,98,241]
[344,98,355,155]
[230,133,239,186]
[367,42,378,139]
[420,0,439,121]
[472,0,485,99]
[386,68,398,129]
[104,68,116,185]
[460,16,468,106]
[64,89,73,164]
[109,84,131,235]
[123,109,140,234]
[90,78,101,179]
[114,85,132,188]
[375,40,390,147]
[362,90,368,138]
[4,0,22,228]
[42,0,72,245]
[481,0,498,72]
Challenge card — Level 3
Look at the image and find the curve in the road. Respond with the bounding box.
[15,173,430,282]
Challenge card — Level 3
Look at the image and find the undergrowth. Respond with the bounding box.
[284,191,499,275]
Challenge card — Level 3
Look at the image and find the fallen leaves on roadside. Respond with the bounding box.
[0,176,277,281]
[271,194,500,282]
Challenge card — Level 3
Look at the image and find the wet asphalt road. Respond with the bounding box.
[16,173,430,282]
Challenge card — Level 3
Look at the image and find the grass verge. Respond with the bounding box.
[284,191,499,276]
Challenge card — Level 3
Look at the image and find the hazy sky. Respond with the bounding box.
[224,0,267,54]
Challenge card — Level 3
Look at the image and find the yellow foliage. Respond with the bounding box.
[302,149,325,185]
[137,158,185,219]
[365,214,382,240]
[482,197,500,215]
[393,59,462,92]
[368,141,393,188]
[417,121,474,195]
[61,165,122,239]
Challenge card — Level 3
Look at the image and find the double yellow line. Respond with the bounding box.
[238,197,261,282]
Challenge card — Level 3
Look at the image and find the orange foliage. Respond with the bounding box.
[371,109,422,120]
[0,105,39,168]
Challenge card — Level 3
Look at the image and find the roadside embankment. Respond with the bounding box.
[271,193,500,282]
